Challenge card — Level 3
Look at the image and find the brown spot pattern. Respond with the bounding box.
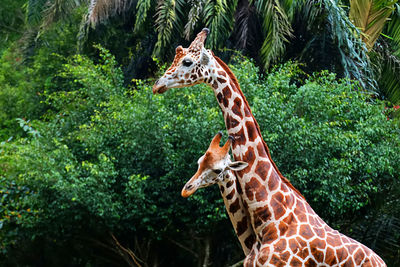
[261,224,277,244]
[254,206,271,228]
[235,127,246,145]
[233,97,242,108]
[236,216,248,236]
[222,86,231,98]
[244,234,255,250]
[325,247,337,265]
[243,147,256,170]
[255,161,271,181]
[245,121,258,142]
[278,221,288,236]
[289,238,299,253]
[305,258,317,267]
[226,188,235,200]
[336,247,348,262]
[217,70,226,77]
[229,197,240,214]
[270,254,284,267]
[300,224,314,240]
[311,246,324,263]
[257,142,267,157]
[314,227,325,239]
[290,256,302,266]
[216,92,223,104]
[298,247,310,260]
[258,247,270,265]
[217,77,226,84]
[226,114,240,128]
[219,185,225,193]
[268,171,279,191]
[271,193,285,220]
[354,248,365,265]
[280,251,290,262]
[274,239,287,253]
[232,103,242,118]
[343,258,355,267]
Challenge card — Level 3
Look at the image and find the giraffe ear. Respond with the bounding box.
[176,45,184,54]
[228,161,248,171]
[200,49,209,65]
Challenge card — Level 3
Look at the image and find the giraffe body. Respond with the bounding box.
[154,29,386,267]
[181,132,256,256]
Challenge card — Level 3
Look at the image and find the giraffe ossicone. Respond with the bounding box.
[154,29,386,266]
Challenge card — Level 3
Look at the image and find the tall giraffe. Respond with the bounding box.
[153,29,386,266]
[181,132,256,257]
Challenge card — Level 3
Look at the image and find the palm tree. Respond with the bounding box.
[19,0,400,102]
[349,0,400,105]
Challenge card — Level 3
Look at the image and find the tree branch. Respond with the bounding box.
[110,233,143,267]
[167,237,199,258]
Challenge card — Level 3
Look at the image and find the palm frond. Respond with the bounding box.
[77,12,91,52]
[349,0,396,51]
[380,59,400,104]
[134,0,153,33]
[25,0,48,24]
[254,0,293,68]
[86,0,133,27]
[234,0,251,49]
[373,4,400,104]
[203,0,237,49]
[324,0,377,91]
[235,0,263,50]
[373,40,400,104]
[183,0,205,40]
[153,0,174,56]
[384,3,400,57]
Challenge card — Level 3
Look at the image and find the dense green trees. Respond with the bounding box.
[1,0,400,266]
[1,48,399,265]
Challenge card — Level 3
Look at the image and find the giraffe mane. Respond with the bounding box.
[214,55,305,200]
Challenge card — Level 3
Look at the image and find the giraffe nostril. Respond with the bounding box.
[155,79,160,85]
[186,184,193,190]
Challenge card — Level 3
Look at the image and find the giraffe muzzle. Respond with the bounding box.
[181,184,197,198]
[152,82,168,94]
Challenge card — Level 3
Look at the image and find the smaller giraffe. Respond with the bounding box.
[182,132,257,257]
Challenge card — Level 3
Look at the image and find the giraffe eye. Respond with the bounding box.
[182,59,193,67]
[212,169,222,174]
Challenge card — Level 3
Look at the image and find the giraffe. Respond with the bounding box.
[181,132,257,257]
[153,29,386,266]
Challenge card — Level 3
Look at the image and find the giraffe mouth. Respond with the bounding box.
[152,84,168,94]
[181,184,197,198]
[181,188,196,198]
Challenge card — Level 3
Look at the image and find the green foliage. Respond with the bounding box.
[0,0,25,51]
[0,46,234,265]
[0,11,82,140]
[1,48,399,265]
[0,48,40,140]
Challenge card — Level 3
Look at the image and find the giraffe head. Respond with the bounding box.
[153,28,215,94]
[181,132,248,198]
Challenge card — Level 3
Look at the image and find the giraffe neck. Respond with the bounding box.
[207,56,305,238]
[218,171,256,255]
[205,60,387,266]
